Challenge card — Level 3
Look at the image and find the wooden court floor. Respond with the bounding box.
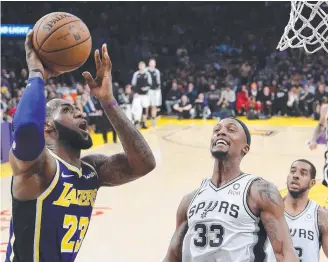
[1,117,328,261]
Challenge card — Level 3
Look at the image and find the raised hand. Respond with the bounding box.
[25,30,60,79]
[82,44,114,102]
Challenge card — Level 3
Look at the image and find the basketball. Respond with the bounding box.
[32,12,92,74]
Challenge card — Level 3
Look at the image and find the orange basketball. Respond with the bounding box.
[32,12,92,74]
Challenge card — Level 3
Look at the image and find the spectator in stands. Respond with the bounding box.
[249,82,262,110]
[287,86,301,116]
[173,94,192,119]
[8,70,18,97]
[165,82,180,115]
[306,75,316,94]
[18,68,28,88]
[206,84,221,118]
[192,93,210,119]
[184,83,197,104]
[218,85,236,114]
[215,98,233,120]
[240,61,252,84]
[299,85,314,117]
[273,85,288,116]
[236,85,249,116]
[260,86,273,117]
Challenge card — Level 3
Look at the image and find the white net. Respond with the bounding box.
[277,1,328,54]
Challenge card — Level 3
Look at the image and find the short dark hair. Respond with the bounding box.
[292,159,316,179]
[229,117,251,146]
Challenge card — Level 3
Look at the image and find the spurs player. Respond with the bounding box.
[308,99,328,187]
[146,58,161,127]
[265,159,328,261]
[163,118,298,262]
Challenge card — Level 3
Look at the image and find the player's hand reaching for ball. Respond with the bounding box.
[25,30,60,80]
[82,44,114,103]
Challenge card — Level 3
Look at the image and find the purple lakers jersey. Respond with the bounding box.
[6,149,99,262]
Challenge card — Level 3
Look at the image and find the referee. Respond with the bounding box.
[146,58,161,127]
[131,61,152,129]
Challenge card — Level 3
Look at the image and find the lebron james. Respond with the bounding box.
[5,30,156,262]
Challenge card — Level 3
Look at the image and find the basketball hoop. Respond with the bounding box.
[277,1,328,54]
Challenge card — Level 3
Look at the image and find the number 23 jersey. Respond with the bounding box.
[182,174,267,262]
[6,150,99,262]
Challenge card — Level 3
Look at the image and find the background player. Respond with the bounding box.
[5,30,156,262]
[265,159,328,261]
[131,61,152,129]
[146,58,161,127]
[308,103,328,187]
[163,118,298,262]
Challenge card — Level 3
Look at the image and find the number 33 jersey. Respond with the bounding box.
[6,150,99,262]
[182,174,267,262]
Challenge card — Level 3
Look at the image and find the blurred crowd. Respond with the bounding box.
[2,2,328,141]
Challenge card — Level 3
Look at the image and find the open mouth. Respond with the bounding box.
[78,120,88,132]
[214,139,230,147]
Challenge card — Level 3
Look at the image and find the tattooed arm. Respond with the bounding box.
[249,179,298,262]
[318,206,328,257]
[82,44,155,187]
[163,191,195,262]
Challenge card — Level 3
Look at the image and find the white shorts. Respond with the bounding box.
[134,94,150,108]
[148,89,162,107]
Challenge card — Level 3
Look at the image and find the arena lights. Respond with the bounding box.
[0,24,33,37]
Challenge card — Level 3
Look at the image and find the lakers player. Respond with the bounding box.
[163,118,298,262]
[308,103,328,187]
[265,159,328,262]
[5,30,156,262]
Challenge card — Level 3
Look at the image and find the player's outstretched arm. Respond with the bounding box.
[249,179,298,262]
[318,206,328,257]
[309,104,327,150]
[10,30,58,177]
[82,44,155,187]
[163,192,194,262]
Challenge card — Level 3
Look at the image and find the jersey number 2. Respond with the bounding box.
[61,215,89,253]
[194,223,225,248]
[295,247,303,262]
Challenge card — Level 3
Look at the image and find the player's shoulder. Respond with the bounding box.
[178,179,207,207]
[248,177,282,205]
[81,154,106,171]
[249,176,277,191]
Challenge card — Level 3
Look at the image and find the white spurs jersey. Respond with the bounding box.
[182,174,267,262]
[265,200,321,262]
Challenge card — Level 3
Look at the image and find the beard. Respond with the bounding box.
[211,150,228,160]
[54,121,93,150]
[288,185,309,198]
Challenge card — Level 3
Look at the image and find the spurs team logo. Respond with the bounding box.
[189,200,239,219]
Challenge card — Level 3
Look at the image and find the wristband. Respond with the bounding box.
[101,99,118,109]
[29,69,44,78]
